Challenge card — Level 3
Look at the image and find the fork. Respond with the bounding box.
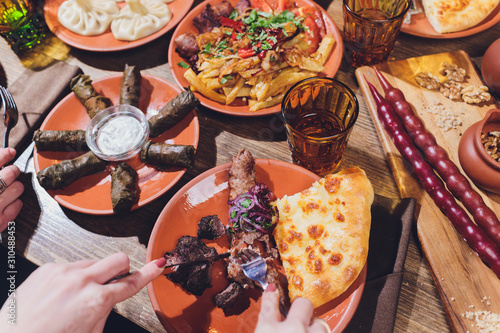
[1,86,19,149]
[238,248,288,317]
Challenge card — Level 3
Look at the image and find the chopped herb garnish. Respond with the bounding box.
[201,43,212,54]
[229,10,238,20]
[177,61,190,69]
[220,75,234,84]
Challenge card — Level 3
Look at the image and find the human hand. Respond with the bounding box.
[0,147,23,232]
[0,252,167,333]
[254,284,330,333]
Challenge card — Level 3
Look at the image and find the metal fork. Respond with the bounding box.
[1,86,19,148]
[238,248,269,290]
[238,248,288,317]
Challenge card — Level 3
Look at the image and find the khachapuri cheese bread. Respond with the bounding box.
[273,167,374,308]
[422,0,500,33]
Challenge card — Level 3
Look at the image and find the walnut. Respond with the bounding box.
[415,72,440,90]
[439,62,466,82]
[439,80,463,100]
[461,85,491,104]
[482,131,500,162]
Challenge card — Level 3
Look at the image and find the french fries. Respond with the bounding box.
[179,13,337,112]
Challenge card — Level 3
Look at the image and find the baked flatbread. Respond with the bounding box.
[422,0,500,33]
[273,167,374,308]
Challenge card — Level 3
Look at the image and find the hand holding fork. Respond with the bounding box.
[1,86,19,149]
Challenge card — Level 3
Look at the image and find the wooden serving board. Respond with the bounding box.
[355,50,500,332]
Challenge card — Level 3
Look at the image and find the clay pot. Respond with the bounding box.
[481,38,500,95]
[458,109,500,194]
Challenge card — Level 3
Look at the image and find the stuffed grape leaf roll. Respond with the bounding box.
[148,89,199,137]
[33,130,89,152]
[111,162,138,215]
[140,141,195,168]
[37,151,108,190]
[120,64,141,108]
[70,74,112,119]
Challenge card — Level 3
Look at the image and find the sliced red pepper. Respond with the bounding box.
[219,17,244,32]
[238,47,257,58]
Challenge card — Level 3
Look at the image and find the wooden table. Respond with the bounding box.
[1,1,498,332]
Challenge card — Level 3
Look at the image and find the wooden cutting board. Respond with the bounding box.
[356,50,500,332]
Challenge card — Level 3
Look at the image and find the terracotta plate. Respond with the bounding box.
[33,75,199,215]
[401,1,500,39]
[168,0,344,116]
[43,0,194,52]
[146,159,366,332]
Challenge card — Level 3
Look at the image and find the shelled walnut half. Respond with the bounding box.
[440,80,463,100]
[461,85,491,104]
[482,131,500,162]
[439,62,466,82]
[416,72,440,90]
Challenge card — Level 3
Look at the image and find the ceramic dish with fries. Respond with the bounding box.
[168,0,343,116]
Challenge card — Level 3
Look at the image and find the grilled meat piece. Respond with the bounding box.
[175,32,199,60]
[215,282,243,309]
[164,236,217,296]
[228,149,257,201]
[213,0,234,17]
[197,215,226,240]
[234,0,250,15]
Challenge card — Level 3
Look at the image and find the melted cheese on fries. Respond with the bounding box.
[273,167,374,308]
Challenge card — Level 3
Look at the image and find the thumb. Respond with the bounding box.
[106,257,167,303]
[257,283,282,324]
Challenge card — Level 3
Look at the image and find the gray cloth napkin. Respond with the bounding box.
[1,61,82,152]
[345,196,416,333]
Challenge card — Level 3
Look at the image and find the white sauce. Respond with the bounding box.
[96,115,144,155]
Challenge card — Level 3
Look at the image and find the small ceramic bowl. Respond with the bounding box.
[458,109,500,194]
[86,105,149,161]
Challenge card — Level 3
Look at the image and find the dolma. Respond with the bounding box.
[33,130,89,152]
[140,141,195,168]
[119,64,141,108]
[148,89,199,137]
[70,74,112,119]
[37,151,108,190]
[111,162,138,215]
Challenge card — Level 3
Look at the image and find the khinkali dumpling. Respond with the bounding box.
[58,0,119,36]
[111,0,172,41]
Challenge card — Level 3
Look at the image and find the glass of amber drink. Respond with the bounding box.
[281,77,359,176]
[0,0,44,52]
[343,0,410,67]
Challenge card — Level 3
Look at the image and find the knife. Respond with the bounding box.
[104,252,231,284]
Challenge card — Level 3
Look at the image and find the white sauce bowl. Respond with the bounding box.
[86,104,149,161]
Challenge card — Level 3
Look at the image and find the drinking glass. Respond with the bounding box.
[281,77,359,176]
[0,0,45,52]
[343,0,410,67]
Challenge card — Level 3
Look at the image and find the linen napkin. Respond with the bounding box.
[344,195,416,333]
[1,61,82,153]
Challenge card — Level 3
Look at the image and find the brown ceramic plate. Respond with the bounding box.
[43,0,194,52]
[401,1,500,39]
[33,75,199,215]
[146,159,366,332]
[168,0,344,116]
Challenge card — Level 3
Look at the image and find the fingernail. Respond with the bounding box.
[265,283,277,292]
[155,257,166,268]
